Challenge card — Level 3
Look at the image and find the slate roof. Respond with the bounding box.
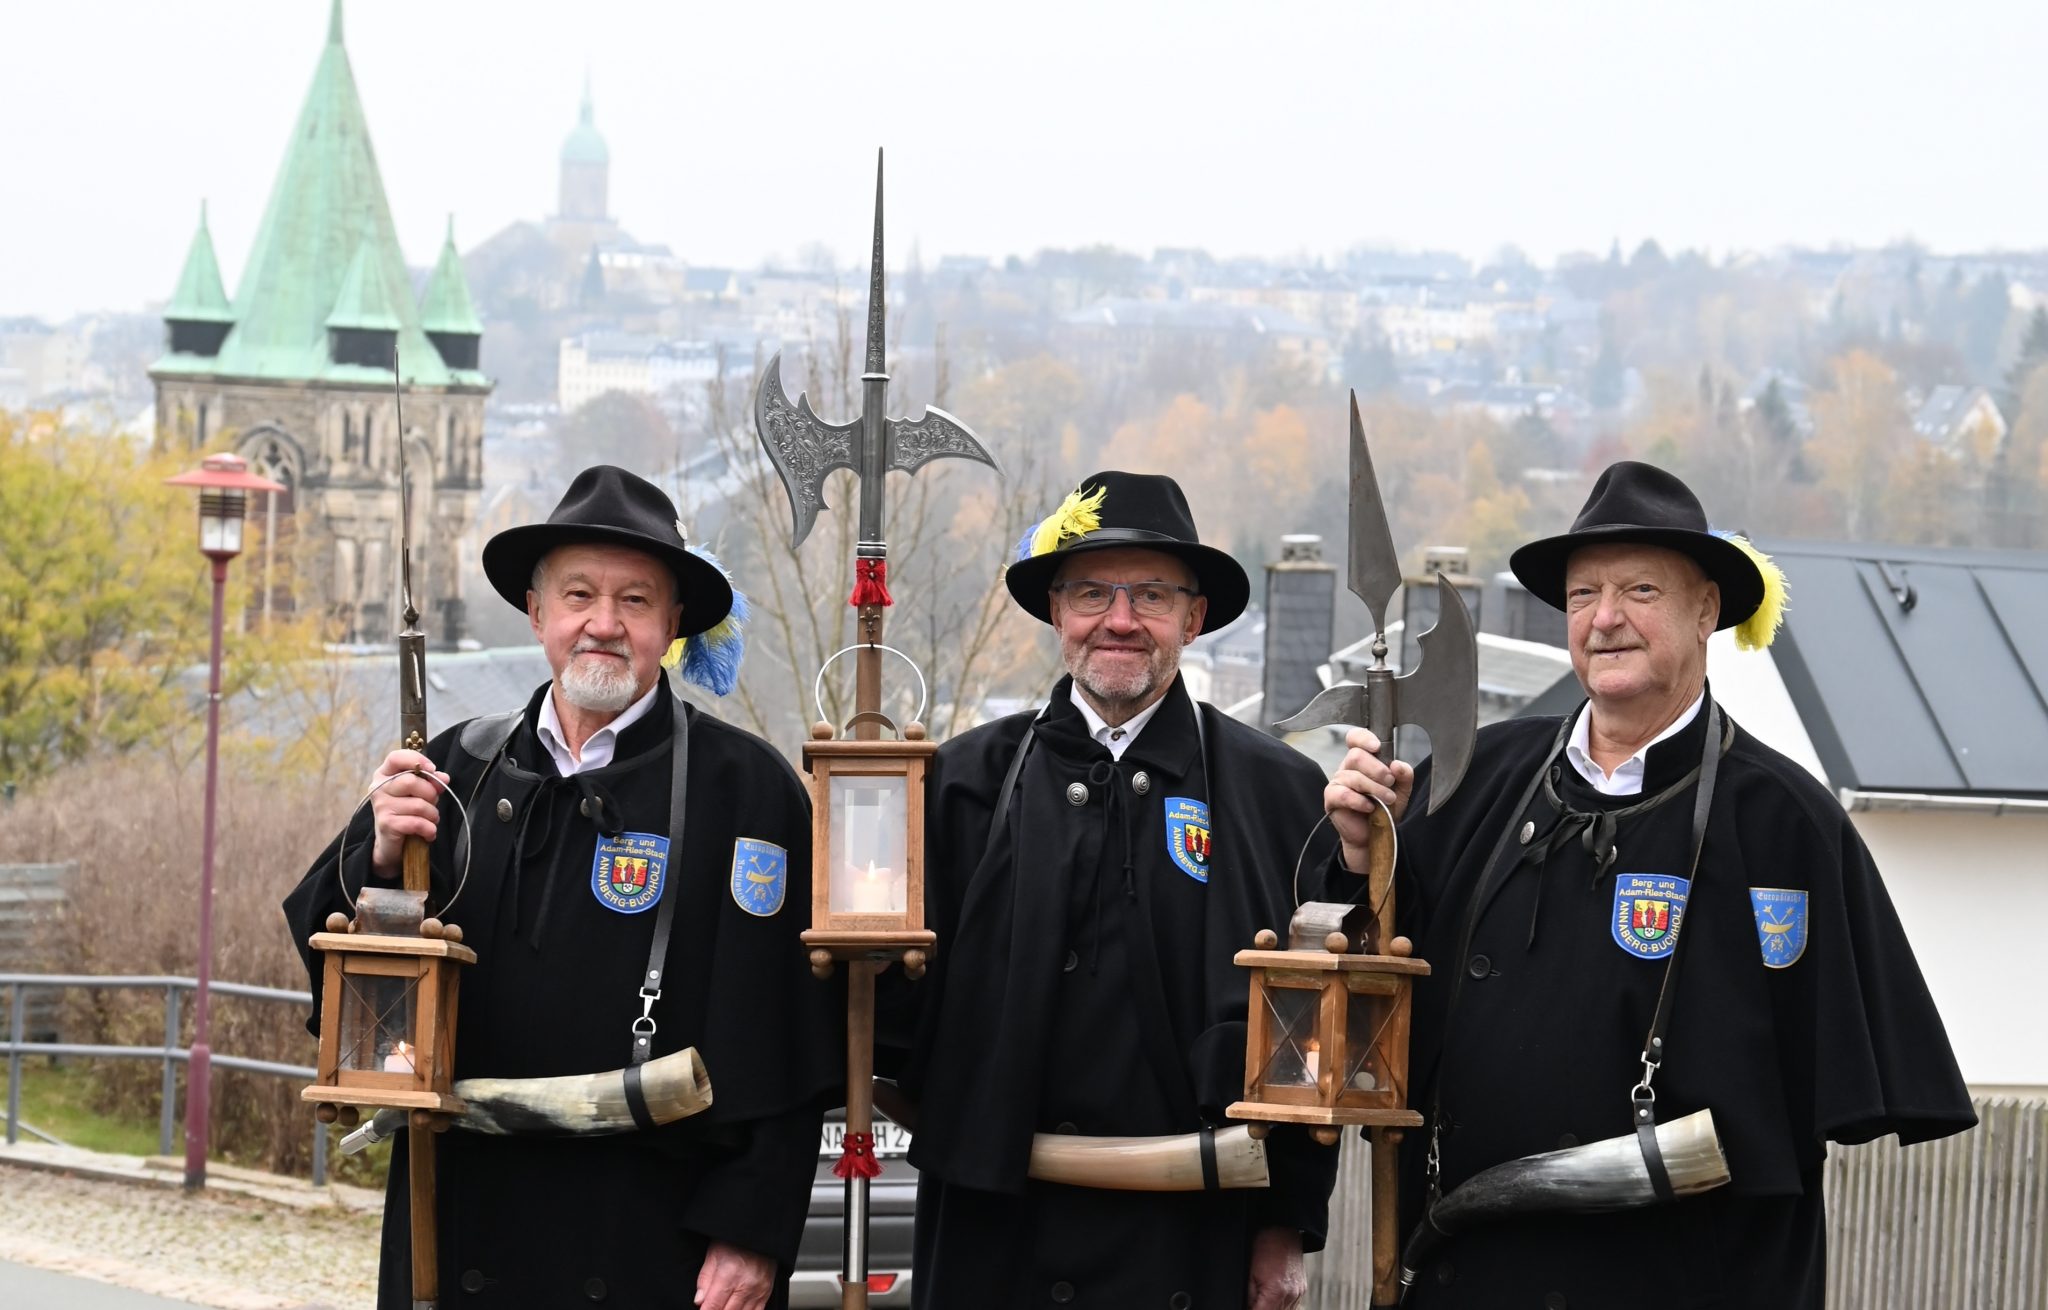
[1762,539,2048,796]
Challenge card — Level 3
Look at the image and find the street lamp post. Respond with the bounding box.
[164,452,285,1190]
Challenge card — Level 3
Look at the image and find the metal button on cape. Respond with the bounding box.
[1066,782,1089,806]
[1518,820,1536,845]
[1051,1282,1076,1304]
[1132,771,1151,795]
[460,1270,488,1293]
[1062,949,1080,974]
[495,797,514,822]
[1467,954,1491,979]
[584,1275,607,1302]
[579,797,592,818]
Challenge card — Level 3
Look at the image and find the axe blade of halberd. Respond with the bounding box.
[753,350,860,549]
[1273,575,1476,814]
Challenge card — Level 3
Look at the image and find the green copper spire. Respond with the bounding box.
[165,201,234,324]
[561,73,609,165]
[419,215,482,336]
[325,231,402,330]
[154,1,475,384]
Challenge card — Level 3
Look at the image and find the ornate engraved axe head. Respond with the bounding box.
[1274,392,1478,813]
[753,149,1001,555]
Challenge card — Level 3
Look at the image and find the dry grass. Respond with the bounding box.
[0,750,357,1175]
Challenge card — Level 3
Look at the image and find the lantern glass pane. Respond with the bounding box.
[1255,984,1321,1088]
[339,972,419,1075]
[1342,990,1395,1094]
[828,774,908,915]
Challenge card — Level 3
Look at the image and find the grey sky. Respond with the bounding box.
[3,0,2042,320]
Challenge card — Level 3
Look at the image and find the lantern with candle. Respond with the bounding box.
[800,710,936,980]
[1228,900,1429,1147]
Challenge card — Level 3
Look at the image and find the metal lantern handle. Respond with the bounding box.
[1291,793,1399,916]
[334,768,476,918]
[812,642,929,734]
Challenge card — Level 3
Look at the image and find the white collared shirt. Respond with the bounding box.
[1068,682,1169,762]
[536,680,661,777]
[1565,690,1705,797]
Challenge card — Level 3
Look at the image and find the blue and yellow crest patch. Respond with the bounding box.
[730,838,788,917]
[1164,796,1213,884]
[591,832,669,915]
[1750,887,1809,968]
[1611,872,1689,960]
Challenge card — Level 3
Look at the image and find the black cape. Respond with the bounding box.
[1385,694,1975,1309]
[284,679,841,1310]
[886,677,1342,1308]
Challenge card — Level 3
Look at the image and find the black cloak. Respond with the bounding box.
[284,679,841,1310]
[1382,694,1975,1309]
[887,676,1342,1308]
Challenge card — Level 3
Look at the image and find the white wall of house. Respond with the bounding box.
[1709,633,2048,1092]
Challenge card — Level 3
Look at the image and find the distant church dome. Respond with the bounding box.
[561,83,609,166]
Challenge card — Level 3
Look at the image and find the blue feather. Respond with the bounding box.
[1012,526,1037,565]
[676,547,748,696]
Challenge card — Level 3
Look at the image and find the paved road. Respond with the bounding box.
[0,1261,206,1309]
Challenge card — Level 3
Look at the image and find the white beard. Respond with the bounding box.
[559,652,638,713]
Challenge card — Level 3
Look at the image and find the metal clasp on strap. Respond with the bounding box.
[1424,1121,1443,1204]
[631,985,661,1053]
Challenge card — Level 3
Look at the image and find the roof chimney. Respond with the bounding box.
[1262,534,1335,736]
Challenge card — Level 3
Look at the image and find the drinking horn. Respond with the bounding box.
[340,1046,712,1154]
[1398,1108,1731,1300]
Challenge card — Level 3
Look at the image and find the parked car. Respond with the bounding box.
[790,1111,917,1307]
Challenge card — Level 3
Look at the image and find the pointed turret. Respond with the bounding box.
[164,201,235,357]
[325,231,400,366]
[420,216,483,371]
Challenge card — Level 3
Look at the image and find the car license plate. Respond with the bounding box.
[820,1120,913,1159]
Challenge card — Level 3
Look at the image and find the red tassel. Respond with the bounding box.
[832,1131,884,1180]
[849,558,894,609]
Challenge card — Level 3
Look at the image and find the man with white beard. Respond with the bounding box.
[285,465,839,1310]
[884,471,1342,1309]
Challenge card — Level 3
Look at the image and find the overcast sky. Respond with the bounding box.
[3,0,2043,320]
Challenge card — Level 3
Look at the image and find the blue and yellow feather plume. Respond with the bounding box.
[1026,484,1107,559]
[1713,531,1788,651]
[661,547,749,695]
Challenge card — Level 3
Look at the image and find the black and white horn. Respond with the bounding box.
[1398,1109,1730,1301]
[341,1046,713,1154]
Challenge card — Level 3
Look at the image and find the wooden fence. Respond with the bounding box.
[1303,1097,2046,1309]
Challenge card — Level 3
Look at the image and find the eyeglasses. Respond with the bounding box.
[1050,579,1199,618]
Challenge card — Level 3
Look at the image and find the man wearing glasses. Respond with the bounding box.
[884,471,1341,1309]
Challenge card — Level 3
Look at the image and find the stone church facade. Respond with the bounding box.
[149,1,490,647]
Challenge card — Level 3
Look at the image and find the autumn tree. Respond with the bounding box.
[1807,351,1913,538]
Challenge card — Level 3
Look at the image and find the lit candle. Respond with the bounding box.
[847,860,898,914]
[382,1040,416,1074]
[1303,1041,1321,1086]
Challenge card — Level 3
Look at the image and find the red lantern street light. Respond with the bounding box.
[163,452,284,1189]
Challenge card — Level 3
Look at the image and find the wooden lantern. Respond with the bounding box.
[1227,902,1429,1146]
[303,887,474,1125]
[800,720,937,979]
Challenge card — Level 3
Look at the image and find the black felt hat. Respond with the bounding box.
[1004,470,1249,634]
[481,465,734,638]
[1508,461,1763,630]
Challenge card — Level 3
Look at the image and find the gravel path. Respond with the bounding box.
[0,1165,380,1310]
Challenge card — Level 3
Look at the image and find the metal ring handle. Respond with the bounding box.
[812,643,929,731]
[334,768,475,919]
[1291,794,1400,921]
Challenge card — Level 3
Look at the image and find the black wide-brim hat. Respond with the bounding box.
[481,464,734,638]
[1508,460,1763,630]
[1004,470,1249,634]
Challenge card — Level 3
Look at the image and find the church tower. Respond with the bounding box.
[148,0,492,648]
[558,76,610,223]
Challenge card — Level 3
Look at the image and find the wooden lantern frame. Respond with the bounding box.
[1228,940,1428,1142]
[303,929,475,1116]
[800,723,937,975]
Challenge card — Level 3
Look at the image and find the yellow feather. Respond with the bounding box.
[1727,535,1788,651]
[661,638,685,670]
[1030,485,1107,557]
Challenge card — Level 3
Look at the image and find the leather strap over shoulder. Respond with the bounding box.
[457,708,523,762]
